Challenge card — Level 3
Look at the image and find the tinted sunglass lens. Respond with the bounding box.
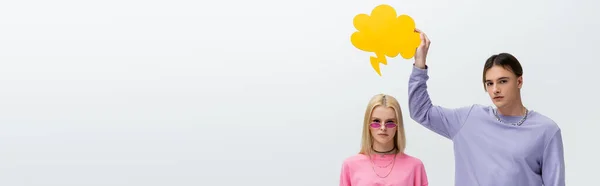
[385,123,396,128]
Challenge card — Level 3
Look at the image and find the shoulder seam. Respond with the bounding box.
[451,104,477,140]
[542,128,561,157]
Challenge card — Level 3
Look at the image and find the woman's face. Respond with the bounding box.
[369,106,397,146]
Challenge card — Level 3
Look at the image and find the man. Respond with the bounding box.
[407,29,565,186]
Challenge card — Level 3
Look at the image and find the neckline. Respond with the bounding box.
[367,152,403,160]
[490,106,534,126]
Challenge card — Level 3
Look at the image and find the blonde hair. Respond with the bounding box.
[359,94,406,156]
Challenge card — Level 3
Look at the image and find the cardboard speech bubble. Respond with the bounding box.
[351,4,421,76]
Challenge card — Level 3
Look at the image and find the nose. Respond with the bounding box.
[493,85,501,94]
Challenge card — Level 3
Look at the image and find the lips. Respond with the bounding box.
[494,96,504,100]
[378,134,389,136]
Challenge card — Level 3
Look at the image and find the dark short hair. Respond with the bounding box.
[482,53,523,91]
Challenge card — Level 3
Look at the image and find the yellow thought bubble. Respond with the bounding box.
[351,4,421,76]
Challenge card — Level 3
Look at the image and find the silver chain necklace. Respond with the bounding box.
[369,152,397,178]
[493,107,529,126]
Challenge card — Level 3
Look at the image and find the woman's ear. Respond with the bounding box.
[517,76,523,89]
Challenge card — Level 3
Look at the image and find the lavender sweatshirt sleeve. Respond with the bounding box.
[408,65,474,139]
[542,129,566,186]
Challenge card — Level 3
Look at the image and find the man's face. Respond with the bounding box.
[484,65,522,108]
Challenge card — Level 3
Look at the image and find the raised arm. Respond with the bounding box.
[541,129,565,186]
[408,29,474,139]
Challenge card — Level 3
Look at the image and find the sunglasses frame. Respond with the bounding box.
[369,122,398,129]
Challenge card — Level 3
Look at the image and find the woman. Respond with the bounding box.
[339,94,428,186]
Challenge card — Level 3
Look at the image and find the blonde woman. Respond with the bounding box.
[339,94,428,186]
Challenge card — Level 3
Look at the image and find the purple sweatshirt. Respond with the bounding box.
[408,65,565,186]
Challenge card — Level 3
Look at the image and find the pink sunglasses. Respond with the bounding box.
[370,122,397,128]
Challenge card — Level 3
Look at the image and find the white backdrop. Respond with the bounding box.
[0,0,597,185]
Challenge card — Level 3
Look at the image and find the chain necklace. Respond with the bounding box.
[493,107,529,126]
[369,152,397,178]
[370,146,396,169]
[372,155,395,168]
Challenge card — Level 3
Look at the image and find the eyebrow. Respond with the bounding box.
[485,77,510,82]
[371,117,397,121]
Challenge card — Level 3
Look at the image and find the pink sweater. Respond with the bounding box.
[339,153,428,186]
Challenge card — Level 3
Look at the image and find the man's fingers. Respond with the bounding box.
[423,33,431,46]
[419,32,426,46]
[415,28,431,48]
[415,28,430,47]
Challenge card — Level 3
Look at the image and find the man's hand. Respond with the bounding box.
[414,29,430,69]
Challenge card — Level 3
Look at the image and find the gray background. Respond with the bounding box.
[0,0,596,185]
